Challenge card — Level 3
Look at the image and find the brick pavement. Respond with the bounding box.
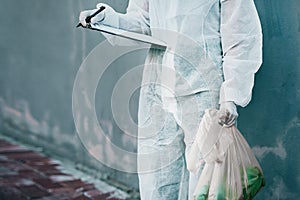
[0,139,125,200]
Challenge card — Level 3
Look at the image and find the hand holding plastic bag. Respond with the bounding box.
[187,109,265,200]
[219,101,238,127]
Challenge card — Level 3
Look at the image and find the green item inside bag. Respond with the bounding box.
[195,185,209,200]
[242,166,265,200]
[194,166,265,200]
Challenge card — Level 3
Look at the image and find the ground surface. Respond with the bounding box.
[0,139,126,200]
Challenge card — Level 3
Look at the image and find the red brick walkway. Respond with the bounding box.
[0,139,124,200]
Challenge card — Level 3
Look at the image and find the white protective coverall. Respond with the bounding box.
[84,0,262,199]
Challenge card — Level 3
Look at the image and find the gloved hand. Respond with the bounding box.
[79,3,117,27]
[218,101,238,127]
[79,9,104,27]
[79,4,108,27]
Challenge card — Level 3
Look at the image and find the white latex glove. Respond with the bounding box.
[79,9,104,27]
[79,4,109,27]
[218,101,238,127]
[79,4,118,27]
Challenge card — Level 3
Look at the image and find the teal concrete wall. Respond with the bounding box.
[238,0,300,199]
[0,0,299,198]
[0,0,142,190]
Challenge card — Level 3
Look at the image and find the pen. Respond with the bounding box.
[76,6,106,28]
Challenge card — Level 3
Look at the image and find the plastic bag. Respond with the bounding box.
[187,109,265,200]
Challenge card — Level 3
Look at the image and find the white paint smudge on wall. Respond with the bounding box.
[252,141,287,160]
[263,176,297,200]
[253,116,300,161]
[0,91,139,173]
[0,98,80,153]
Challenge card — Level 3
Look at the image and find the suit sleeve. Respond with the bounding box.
[219,0,263,107]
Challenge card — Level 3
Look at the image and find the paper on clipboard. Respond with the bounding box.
[88,24,167,48]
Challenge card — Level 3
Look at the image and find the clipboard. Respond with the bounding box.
[77,6,166,48]
[86,24,167,49]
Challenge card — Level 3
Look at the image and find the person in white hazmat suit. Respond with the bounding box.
[79,0,262,199]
